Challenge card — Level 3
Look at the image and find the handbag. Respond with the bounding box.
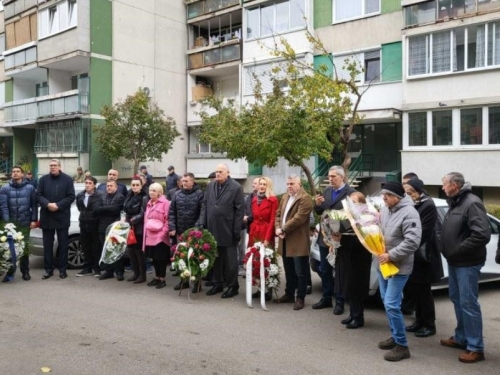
[145,218,164,232]
[414,242,431,263]
[127,226,137,246]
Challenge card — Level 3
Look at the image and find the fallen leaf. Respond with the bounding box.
[41,367,51,373]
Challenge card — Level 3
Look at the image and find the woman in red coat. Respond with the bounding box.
[248,176,278,248]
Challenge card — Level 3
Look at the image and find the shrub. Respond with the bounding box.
[486,204,500,220]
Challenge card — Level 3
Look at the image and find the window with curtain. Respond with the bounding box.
[460,108,482,145]
[409,112,427,146]
[487,22,500,66]
[432,31,451,73]
[334,0,379,22]
[333,53,363,82]
[364,50,380,82]
[489,106,500,144]
[408,35,428,76]
[432,110,453,145]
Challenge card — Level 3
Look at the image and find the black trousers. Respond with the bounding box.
[98,232,124,276]
[43,228,69,273]
[213,246,239,289]
[407,280,436,327]
[153,259,167,278]
[128,237,146,279]
[283,240,309,300]
[80,224,101,272]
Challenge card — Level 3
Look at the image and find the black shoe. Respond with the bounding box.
[116,274,125,281]
[133,277,146,284]
[415,326,436,338]
[155,280,166,289]
[346,318,364,329]
[127,274,139,282]
[221,287,239,299]
[306,285,312,295]
[98,273,114,281]
[341,315,353,325]
[206,285,223,296]
[252,290,260,299]
[333,302,344,315]
[402,308,414,316]
[312,298,333,310]
[174,280,189,291]
[205,281,214,287]
[59,272,68,279]
[76,269,93,277]
[405,322,422,333]
[22,272,31,281]
[147,279,160,287]
[192,281,202,293]
[42,272,54,280]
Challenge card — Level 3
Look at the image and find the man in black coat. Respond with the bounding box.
[200,163,244,298]
[0,165,38,281]
[75,176,104,277]
[313,166,356,314]
[36,159,75,279]
[94,179,125,281]
[97,169,128,197]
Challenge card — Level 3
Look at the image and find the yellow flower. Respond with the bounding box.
[16,234,24,241]
[0,236,6,242]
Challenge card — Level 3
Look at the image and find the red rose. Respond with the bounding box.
[180,253,185,258]
[199,255,205,261]
[264,259,271,267]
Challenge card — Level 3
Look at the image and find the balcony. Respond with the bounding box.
[3,89,90,125]
[188,39,241,69]
[187,0,240,20]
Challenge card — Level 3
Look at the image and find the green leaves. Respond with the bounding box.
[94,89,180,172]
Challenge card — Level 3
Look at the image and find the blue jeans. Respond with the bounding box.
[448,263,484,352]
[378,272,409,347]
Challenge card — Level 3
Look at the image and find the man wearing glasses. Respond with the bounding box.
[36,159,75,279]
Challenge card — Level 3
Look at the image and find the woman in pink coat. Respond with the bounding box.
[248,177,278,248]
[143,182,170,289]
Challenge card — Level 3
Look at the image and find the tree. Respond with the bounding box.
[94,89,180,173]
[199,33,367,195]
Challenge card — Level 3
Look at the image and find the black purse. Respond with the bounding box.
[414,242,431,263]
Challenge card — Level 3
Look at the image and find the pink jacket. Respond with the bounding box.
[143,195,170,249]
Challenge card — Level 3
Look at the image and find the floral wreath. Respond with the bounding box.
[243,242,280,291]
[0,223,27,272]
[171,228,218,282]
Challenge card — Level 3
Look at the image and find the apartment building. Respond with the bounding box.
[0,0,186,179]
[401,0,500,202]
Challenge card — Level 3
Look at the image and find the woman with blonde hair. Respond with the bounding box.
[143,182,170,289]
[248,177,278,247]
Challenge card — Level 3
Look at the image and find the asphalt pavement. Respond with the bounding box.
[1,256,500,375]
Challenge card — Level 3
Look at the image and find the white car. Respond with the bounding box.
[310,198,500,296]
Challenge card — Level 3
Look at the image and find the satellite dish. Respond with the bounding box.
[143,87,150,96]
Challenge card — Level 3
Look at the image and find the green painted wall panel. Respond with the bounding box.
[314,54,333,78]
[12,128,35,173]
[90,0,112,56]
[90,57,112,115]
[5,80,13,102]
[90,118,111,176]
[314,0,332,28]
[382,0,402,14]
[248,161,263,175]
[381,42,402,82]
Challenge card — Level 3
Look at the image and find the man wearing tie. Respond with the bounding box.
[200,164,245,298]
[313,166,356,314]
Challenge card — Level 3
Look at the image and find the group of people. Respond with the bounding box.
[0,160,497,365]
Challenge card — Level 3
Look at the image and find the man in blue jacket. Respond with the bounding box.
[36,159,75,279]
[0,166,38,282]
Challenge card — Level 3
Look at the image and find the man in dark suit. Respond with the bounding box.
[200,163,244,298]
[313,166,356,314]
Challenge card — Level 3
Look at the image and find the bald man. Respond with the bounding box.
[97,169,128,196]
[200,164,245,299]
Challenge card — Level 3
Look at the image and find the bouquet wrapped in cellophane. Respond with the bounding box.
[341,197,399,279]
[320,209,347,249]
[100,222,131,265]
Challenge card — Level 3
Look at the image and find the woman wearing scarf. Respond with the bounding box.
[403,178,441,338]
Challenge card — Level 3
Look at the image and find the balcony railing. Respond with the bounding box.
[187,0,240,19]
[4,46,37,70]
[188,40,241,69]
[3,90,90,124]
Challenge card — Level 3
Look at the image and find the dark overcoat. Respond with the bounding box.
[36,172,75,229]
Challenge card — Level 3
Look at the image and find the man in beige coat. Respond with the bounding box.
[274,174,313,310]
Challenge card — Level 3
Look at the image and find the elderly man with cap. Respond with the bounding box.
[403,178,441,339]
[377,181,421,362]
[139,165,154,188]
[166,166,180,192]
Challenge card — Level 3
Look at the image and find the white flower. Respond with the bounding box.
[177,259,186,270]
[199,259,209,271]
[264,248,274,257]
[269,264,279,276]
[190,276,196,281]
[182,270,191,278]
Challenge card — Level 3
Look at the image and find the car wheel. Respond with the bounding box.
[67,236,85,269]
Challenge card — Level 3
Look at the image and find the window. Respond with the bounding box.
[489,106,500,144]
[405,1,436,27]
[334,0,379,22]
[188,127,211,154]
[460,108,482,145]
[409,112,427,146]
[36,82,49,97]
[246,0,306,40]
[39,1,78,39]
[333,50,380,84]
[0,34,5,56]
[34,119,90,153]
[432,110,452,145]
[244,61,289,95]
[408,21,500,76]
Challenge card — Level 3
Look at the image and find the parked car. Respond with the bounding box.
[29,183,86,269]
[310,198,500,296]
